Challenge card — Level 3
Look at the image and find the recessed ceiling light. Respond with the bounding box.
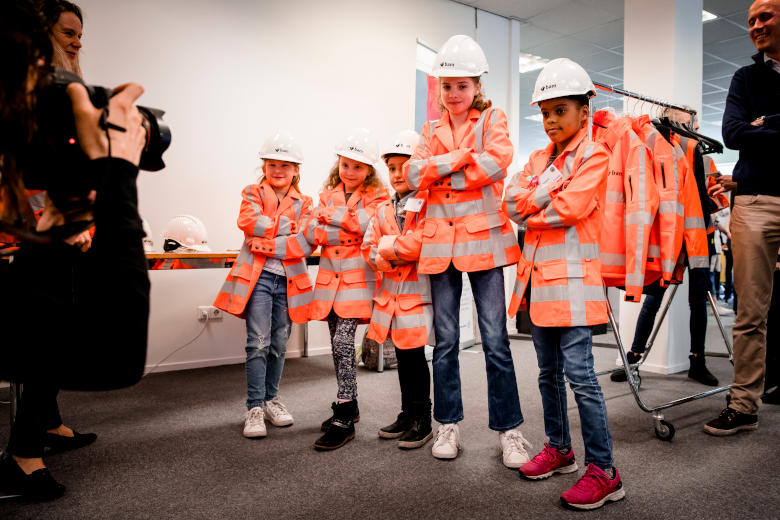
[519,53,549,73]
[706,120,722,126]
[702,10,718,22]
[525,114,544,122]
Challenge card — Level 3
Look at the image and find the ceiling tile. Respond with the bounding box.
[703,53,721,65]
[519,24,564,50]
[702,83,723,95]
[704,36,759,60]
[528,2,619,34]
[472,0,573,20]
[702,106,724,117]
[572,50,623,72]
[725,12,750,29]
[731,53,757,66]
[706,76,735,89]
[703,19,748,46]
[703,91,728,105]
[577,0,623,19]
[574,20,624,48]
[524,36,603,60]
[703,60,740,80]
[703,0,752,18]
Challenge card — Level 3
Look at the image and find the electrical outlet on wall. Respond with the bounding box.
[198,306,223,321]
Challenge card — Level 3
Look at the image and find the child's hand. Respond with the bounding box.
[316,207,338,223]
[375,253,394,272]
[377,235,399,260]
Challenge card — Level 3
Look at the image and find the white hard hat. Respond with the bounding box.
[259,130,304,164]
[431,35,489,78]
[141,218,155,252]
[531,58,596,106]
[335,127,379,166]
[382,130,420,159]
[160,214,210,252]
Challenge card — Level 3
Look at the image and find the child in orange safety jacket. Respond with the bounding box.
[363,130,434,450]
[306,128,389,451]
[503,59,624,511]
[214,131,314,439]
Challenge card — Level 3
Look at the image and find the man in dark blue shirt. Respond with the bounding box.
[705,0,780,436]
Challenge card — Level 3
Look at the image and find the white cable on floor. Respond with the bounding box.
[143,315,210,377]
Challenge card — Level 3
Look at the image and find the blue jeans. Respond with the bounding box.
[430,263,522,431]
[630,272,707,355]
[530,324,613,469]
[245,270,292,410]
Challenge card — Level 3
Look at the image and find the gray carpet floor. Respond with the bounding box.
[1,316,779,520]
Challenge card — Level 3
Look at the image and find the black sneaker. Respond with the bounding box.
[610,352,642,382]
[378,412,411,439]
[688,354,718,386]
[321,401,360,431]
[704,407,758,436]
[0,455,65,500]
[315,400,357,450]
[398,400,432,449]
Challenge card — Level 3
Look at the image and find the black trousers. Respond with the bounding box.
[395,346,430,410]
[6,385,62,458]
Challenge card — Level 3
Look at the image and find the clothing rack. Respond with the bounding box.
[592,82,697,117]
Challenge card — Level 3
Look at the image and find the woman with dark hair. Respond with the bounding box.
[0,0,149,500]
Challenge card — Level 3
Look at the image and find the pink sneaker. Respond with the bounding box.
[519,443,578,480]
[561,464,625,510]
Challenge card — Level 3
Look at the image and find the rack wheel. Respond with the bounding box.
[655,420,675,441]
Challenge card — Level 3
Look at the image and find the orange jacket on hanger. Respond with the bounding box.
[153,258,226,270]
[703,155,730,212]
[592,111,658,301]
[214,182,314,323]
[362,192,434,349]
[306,182,389,321]
[402,107,520,274]
[503,128,609,327]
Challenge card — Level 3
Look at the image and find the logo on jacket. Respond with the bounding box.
[349,146,364,153]
[609,170,623,176]
[275,147,289,153]
[540,84,557,91]
[440,61,455,67]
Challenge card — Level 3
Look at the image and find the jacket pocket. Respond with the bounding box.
[294,275,312,290]
[423,220,438,238]
[373,290,391,306]
[342,270,364,285]
[465,214,490,234]
[315,270,334,287]
[397,296,422,311]
[540,260,584,281]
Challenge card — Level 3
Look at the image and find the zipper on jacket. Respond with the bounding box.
[661,163,666,189]
[628,177,633,200]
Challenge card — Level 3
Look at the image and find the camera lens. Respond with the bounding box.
[136,106,171,172]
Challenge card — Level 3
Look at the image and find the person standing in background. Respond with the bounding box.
[705,0,780,436]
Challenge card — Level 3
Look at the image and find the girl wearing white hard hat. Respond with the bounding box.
[400,35,526,466]
[306,128,389,450]
[213,130,315,439]
[503,58,624,510]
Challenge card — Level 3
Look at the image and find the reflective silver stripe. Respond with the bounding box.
[477,153,504,182]
[236,243,255,267]
[27,192,46,212]
[419,132,425,148]
[436,153,453,177]
[543,205,566,228]
[565,225,591,325]
[505,188,526,223]
[580,144,595,166]
[357,208,370,235]
[480,184,508,266]
[327,199,334,207]
[421,242,452,258]
[335,287,376,303]
[451,170,466,189]
[408,160,423,190]
[324,225,341,245]
[507,169,524,188]
[381,277,399,294]
[320,256,364,272]
[453,238,494,257]
[329,206,348,227]
[689,256,709,268]
[522,242,536,262]
[533,242,600,263]
[295,230,313,256]
[426,203,453,220]
[600,253,626,266]
[277,216,293,236]
[288,291,313,309]
[306,216,318,245]
[648,245,661,257]
[246,186,272,237]
[272,235,287,258]
[292,199,303,221]
[658,200,678,214]
[512,277,527,300]
[645,130,657,150]
[561,142,581,180]
[530,284,605,304]
[221,279,249,299]
[394,312,428,331]
[662,259,676,273]
[535,184,553,209]
[606,190,625,204]
[625,272,645,287]
[626,211,654,225]
[284,260,308,278]
[372,307,393,328]
[684,217,706,230]
[474,109,488,155]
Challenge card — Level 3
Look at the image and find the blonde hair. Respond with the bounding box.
[51,43,82,77]
[323,158,385,193]
[256,159,301,191]
[437,76,492,114]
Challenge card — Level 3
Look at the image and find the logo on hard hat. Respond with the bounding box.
[396,143,410,148]
[349,146,364,153]
[440,62,454,67]
[275,148,290,153]
[540,84,557,91]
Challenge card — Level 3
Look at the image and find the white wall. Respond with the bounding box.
[78,0,478,252]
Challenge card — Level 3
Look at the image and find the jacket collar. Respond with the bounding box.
[259,180,301,216]
[434,109,481,152]
[540,127,588,163]
[328,182,363,209]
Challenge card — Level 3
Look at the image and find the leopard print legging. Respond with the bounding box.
[327,310,359,400]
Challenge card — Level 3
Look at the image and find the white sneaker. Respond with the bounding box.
[499,428,533,468]
[243,407,267,438]
[432,423,460,459]
[263,397,294,427]
[716,305,734,316]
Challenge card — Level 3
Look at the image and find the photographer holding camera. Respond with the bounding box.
[1,0,153,499]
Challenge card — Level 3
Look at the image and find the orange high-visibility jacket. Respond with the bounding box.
[631,116,683,286]
[592,111,658,301]
[152,258,226,270]
[671,135,710,278]
[503,128,609,327]
[214,182,314,323]
[306,182,389,321]
[703,155,730,212]
[402,107,520,274]
[362,192,434,350]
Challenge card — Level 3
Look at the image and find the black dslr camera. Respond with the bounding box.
[25,67,171,195]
